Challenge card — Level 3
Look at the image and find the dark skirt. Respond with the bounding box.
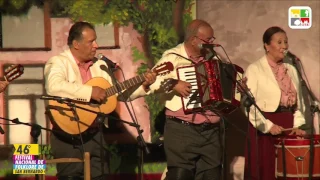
[244,111,294,180]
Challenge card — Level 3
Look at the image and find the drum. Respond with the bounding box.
[275,135,320,179]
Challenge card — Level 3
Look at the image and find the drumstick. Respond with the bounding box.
[282,124,310,132]
[281,127,298,132]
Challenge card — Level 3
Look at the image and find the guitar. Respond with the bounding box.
[2,64,24,82]
[47,62,174,136]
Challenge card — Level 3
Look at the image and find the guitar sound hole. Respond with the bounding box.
[89,98,107,107]
[90,99,100,105]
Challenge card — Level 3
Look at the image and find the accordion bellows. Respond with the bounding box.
[177,60,244,115]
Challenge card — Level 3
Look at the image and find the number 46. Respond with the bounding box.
[16,145,30,154]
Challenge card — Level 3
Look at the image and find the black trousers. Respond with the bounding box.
[50,131,107,180]
[164,117,222,180]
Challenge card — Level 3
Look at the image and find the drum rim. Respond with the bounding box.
[275,135,320,146]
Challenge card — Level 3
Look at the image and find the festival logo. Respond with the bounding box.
[288,6,312,29]
[13,144,46,174]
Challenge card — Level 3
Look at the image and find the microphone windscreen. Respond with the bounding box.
[97,53,104,59]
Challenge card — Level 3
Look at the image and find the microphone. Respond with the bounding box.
[199,43,221,49]
[97,53,119,71]
[283,50,300,61]
[40,95,71,102]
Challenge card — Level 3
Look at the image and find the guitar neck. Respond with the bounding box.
[105,74,145,97]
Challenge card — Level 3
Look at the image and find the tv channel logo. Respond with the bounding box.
[288,6,312,29]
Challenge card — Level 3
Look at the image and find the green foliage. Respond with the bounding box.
[144,94,165,142]
[136,1,194,141]
[136,63,148,75]
[9,0,25,9]
[53,0,131,26]
[132,47,148,63]
[149,25,178,62]
[40,144,53,160]
[136,162,166,173]
[51,0,175,32]
[0,161,10,176]
[0,0,44,16]
[104,143,122,173]
[129,0,195,141]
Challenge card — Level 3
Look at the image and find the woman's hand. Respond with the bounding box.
[289,129,306,136]
[269,124,284,135]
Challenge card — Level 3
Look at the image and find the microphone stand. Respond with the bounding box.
[291,58,319,180]
[205,48,229,180]
[106,67,149,180]
[242,95,254,180]
[0,124,5,134]
[44,97,140,179]
[45,98,140,133]
[206,47,267,180]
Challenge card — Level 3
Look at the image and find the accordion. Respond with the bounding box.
[177,60,244,115]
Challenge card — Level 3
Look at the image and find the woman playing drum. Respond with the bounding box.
[243,26,307,180]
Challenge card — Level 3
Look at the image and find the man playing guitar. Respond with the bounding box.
[45,21,157,180]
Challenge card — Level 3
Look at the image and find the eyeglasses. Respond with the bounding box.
[194,36,216,44]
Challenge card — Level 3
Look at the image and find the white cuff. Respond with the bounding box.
[263,119,274,134]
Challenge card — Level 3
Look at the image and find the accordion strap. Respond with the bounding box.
[166,53,195,64]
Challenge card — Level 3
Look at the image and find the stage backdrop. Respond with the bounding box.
[0,0,196,178]
[0,0,318,179]
[0,0,197,146]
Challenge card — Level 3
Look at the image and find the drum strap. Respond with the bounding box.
[281,139,287,179]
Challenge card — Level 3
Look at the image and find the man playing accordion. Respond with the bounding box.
[130,19,223,180]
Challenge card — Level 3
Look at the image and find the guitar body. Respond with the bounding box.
[48,77,117,135]
[46,61,174,137]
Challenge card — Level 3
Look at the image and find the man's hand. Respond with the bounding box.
[0,81,9,93]
[91,86,106,102]
[142,69,157,92]
[269,124,284,135]
[173,80,192,98]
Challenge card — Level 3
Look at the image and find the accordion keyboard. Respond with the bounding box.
[177,66,202,113]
